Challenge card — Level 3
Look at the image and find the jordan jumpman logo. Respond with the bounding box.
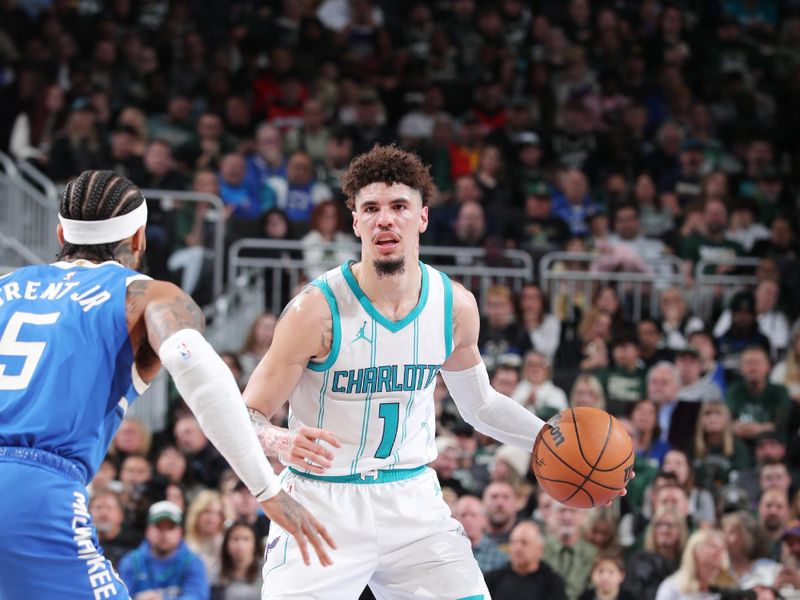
[352,320,373,344]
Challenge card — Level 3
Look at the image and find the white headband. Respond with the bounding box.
[59,201,148,245]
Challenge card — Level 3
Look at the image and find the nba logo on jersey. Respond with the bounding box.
[178,342,192,360]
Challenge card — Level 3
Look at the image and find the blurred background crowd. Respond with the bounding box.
[3,0,800,598]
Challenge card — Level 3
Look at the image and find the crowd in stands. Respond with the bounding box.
[4,0,800,598]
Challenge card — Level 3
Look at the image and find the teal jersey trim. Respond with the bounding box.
[421,421,432,446]
[392,318,419,466]
[341,260,429,332]
[456,595,485,599]
[289,465,427,484]
[440,271,454,359]
[307,277,341,372]
[316,369,329,429]
[351,319,377,473]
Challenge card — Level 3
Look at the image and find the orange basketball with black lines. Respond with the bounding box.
[531,407,634,509]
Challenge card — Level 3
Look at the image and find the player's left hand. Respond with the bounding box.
[282,426,342,474]
[262,490,337,567]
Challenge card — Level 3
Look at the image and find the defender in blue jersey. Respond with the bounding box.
[240,147,633,599]
[0,171,334,599]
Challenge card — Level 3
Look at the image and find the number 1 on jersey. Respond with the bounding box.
[375,402,399,459]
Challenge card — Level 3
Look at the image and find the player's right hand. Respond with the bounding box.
[282,426,342,474]
[261,490,337,566]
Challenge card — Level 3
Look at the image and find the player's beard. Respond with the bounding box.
[373,256,405,278]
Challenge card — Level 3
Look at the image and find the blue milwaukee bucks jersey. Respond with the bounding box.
[288,261,453,476]
[0,260,150,482]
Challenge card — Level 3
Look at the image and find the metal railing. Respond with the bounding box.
[539,252,686,321]
[15,158,59,203]
[0,151,60,267]
[419,245,535,299]
[226,238,349,314]
[203,272,266,352]
[140,189,226,300]
[692,257,761,321]
[227,238,534,311]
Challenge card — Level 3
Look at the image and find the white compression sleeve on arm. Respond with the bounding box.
[158,329,282,501]
[441,362,545,453]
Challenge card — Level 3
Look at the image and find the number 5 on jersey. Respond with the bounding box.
[375,402,399,459]
[0,311,60,390]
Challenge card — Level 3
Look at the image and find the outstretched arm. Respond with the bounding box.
[132,280,335,566]
[441,282,545,452]
[243,285,341,473]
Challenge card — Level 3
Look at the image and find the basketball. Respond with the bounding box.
[532,407,634,509]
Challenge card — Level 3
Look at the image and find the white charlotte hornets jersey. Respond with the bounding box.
[288,261,453,476]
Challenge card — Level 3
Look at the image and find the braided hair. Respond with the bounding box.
[57,170,146,261]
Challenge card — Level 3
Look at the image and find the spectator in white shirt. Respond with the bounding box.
[660,288,705,350]
[512,351,568,420]
[713,279,789,360]
[608,202,667,263]
[518,283,561,361]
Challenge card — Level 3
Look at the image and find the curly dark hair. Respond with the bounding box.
[340,145,436,210]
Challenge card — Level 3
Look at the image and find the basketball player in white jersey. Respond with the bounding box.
[244,146,627,599]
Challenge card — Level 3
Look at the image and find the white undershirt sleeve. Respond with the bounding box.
[158,329,282,501]
[441,362,545,453]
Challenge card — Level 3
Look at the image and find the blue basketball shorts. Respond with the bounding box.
[0,447,130,600]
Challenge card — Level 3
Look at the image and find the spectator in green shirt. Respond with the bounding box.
[594,334,647,417]
[726,346,792,443]
[543,503,597,600]
[679,197,745,275]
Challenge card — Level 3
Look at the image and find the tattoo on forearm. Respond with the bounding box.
[249,408,292,458]
[145,290,206,348]
[277,285,315,323]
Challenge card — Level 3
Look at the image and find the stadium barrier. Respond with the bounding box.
[539,251,686,322]
[226,238,535,314]
[692,257,761,321]
[539,251,765,323]
[15,158,59,204]
[0,151,60,267]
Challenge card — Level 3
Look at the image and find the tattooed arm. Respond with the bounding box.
[243,285,341,473]
[141,281,206,349]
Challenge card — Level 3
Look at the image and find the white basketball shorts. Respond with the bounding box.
[261,466,491,600]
